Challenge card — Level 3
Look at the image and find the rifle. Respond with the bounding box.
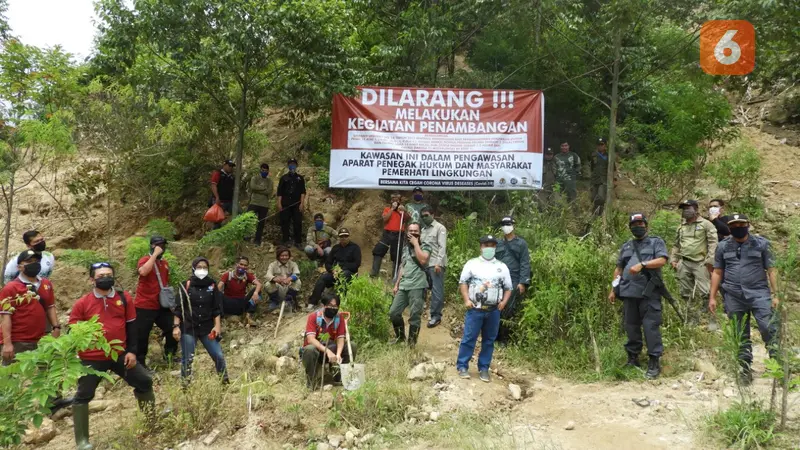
[632,242,686,323]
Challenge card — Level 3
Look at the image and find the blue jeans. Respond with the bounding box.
[456,308,501,371]
[426,266,446,321]
[181,332,228,381]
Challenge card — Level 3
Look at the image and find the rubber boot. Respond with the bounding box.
[391,318,405,344]
[370,256,383,277]
[407,325,420,348]
[286,288,299,312]
[738,362,753,386]
[73,402,93,450]
[135,390,157,429]
[268,291,281,312]
[624,352,640,368]
[645,356,660,379]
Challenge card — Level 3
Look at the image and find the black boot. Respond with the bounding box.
[370,257,383,277]
[285,288,299,312]
[73,402,93,450]
[391,318,405,344]
[738,363,753,386]
[645,356,660,379]
[624,352,640,368]
[408,325,420,347]
[135,390,157,429]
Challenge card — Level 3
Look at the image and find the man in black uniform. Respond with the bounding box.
[494,216,531,344]
[277,158,307,248]
[707,198,731,242]
[209,159,236,229]
[307,228,361,310]
[608,213,669,379]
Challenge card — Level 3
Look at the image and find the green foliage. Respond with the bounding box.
[0,317,119,446]
[337,275,392,344]
[145,218,177,241]
[298,259,319,284]
[59,249,112,270]
[707,402,776,449]
[647,209,681,244]
[198,211,257,263]
[707,141,763,204]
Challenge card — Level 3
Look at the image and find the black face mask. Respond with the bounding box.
[731,226,749,239]
[630,226,647,239]
[95,277,115,290]
[324,307,338,319]
[22,262,41,277]
[32,241,46,252]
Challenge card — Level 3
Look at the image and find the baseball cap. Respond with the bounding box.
[314,213,324,220]
[629,212,648,225]
[338,227,350,237]
[679,199,699,209]
[479,234,498,245]
[287,157,298,165]
[223,159,236,167]
[500,216,515,225]
[412,186,423,193]
[545,147,553,154]
[17,250,41,264]
[597,138,607,145]
[727,213,750,225]
[150,235,167,246]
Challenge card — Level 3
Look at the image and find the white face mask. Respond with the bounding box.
[194,268,209,279]
[501,225,514,235]
[709,206,720,216]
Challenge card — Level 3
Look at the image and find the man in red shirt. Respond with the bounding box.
[69,262,155,450]
[134,235,178,367]
[0,250,60,364]
[301,292,354,389]
[209,159,236,223]
[218,256,263,327]
[370,192,409,280]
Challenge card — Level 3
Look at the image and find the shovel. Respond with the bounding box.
[339,312,365,391]
[274,300,286,339]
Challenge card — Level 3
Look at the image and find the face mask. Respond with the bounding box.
[682,208,696,220]
[236,267,247,275]
[260,171,268,178]
[413,194,423,201]
[95,276,115,290]
[32,241,46,252]
[324,307,338,319]
[421,215,434,226]
[481,247,496,260]
[630,226,647,239]
[731,226,749,239]
[501,225,514,235]
[315,221,324,230]
[709,207,720,216]
[22,262,41,277]
[288,164,297,172]
[194,269,209,279]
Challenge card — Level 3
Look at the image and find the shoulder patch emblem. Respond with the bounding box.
[116,300,123,306]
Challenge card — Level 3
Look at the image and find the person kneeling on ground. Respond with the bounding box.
[219,256,263,327]
[304,213,338,269]
[70,262,155,450]
[307,228,361,311]
[389,223,431,347]
[301,292,354,389]
[173,257,228,384]
[266,246,301,312]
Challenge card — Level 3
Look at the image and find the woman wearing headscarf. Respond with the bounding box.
[172,257,228,383]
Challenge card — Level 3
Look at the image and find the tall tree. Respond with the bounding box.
[95,0,361,216]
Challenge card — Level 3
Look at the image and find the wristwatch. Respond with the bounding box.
[641,260,648,268]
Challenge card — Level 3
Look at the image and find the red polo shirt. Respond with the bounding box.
[0,277,55,344]
[69,289,135,361]
[303,310,347,346]
[220,271,256,298]
[210,170,221,184]
[134,256,169,310]
[382,207,407,232]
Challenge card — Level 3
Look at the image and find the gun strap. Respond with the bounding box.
[632,240,657,283]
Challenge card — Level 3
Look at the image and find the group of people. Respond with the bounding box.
[539,138,614,215]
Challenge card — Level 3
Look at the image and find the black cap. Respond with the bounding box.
[679,199,699,209]
[287,157,298,165]
[629,212,648,225]
[314,213,324,220]
[338,227,350,237]
[597,138,607,145]
[412,186,423,193]
[223,159,235,167]
[727,213,750,225]
[500,216,515,225]
[545,147,553,154]
[150,235,167,246]
[479,234,498,245]
[17,250,41,264]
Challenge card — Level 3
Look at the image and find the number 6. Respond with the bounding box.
[714,30,741,65]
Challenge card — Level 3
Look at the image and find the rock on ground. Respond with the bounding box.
[23,418,56,445]
[508,383,522,400]
[275,356,298,375]
[407,362,445,381]
[328,434,344,447]
[565,421,576,431]
[693,359,720,379]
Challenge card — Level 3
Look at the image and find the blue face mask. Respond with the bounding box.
[288,164,297,172]
[315,221,323,230]
[413,194,423,201]
[260,170,268,178]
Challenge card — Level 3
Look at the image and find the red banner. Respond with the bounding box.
[330,87,544,190]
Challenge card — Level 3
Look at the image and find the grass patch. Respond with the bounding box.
[58,249,112,269]
[706,401,776,449]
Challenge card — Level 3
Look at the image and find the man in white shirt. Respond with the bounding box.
[455,235,512,383]
[4,230,55,284]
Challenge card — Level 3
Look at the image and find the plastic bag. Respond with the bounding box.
[204,204,226,223]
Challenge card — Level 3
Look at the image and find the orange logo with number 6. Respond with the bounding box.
[700,20,755,75]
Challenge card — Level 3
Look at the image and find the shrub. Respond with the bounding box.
[198,211,258,264]
[647,209,681,244]
[337,275,392,344]
[145,218,177,240]
[706,141,763,204]
[58,249,111,269]
[707,402,776,449]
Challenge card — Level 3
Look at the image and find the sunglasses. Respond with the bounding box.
[91,262,112,269]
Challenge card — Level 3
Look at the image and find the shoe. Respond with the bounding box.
[134,390,157,428]
[479,370,490,382]
[458,369,470,379]
[427,317,441,328]
[391,320,406,344]
[624,352,640,368]
[738,365,753,386]
[244,313,257,328]
[268,302,280,312]
[645,356,660,379]
[73,402,93,450]
[407,325,420,347]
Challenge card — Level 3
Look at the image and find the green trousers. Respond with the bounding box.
[389,288,425,328]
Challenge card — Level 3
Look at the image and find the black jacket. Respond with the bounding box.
[326,242,362,273]
[711,216,731,242]
[277,173,307,205]
[175,277,222,336]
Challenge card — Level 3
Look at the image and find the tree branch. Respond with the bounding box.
[23,168,78,231]
[544,45,610,110]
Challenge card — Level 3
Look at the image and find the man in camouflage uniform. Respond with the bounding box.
[538,148,557,209]
[590,138,610,216]
[670,200,717,325]
[554,141,581,203]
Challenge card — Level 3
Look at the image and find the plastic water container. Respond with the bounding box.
[340,363,366,391]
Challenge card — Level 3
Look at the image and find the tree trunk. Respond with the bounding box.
[232,87,247,218]
[2,174,15,283]
[535,0,541,46]
[603,29,622,225]
[106,174,113,259]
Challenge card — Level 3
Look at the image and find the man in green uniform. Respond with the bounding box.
[538,148,557,209]
[389,223,431,347]
[405,187,429,224]
[670,199,718,325]
[247,163,274,246]
[305,213,338,269]
[590,138,610,216]
[554,141,581,203]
